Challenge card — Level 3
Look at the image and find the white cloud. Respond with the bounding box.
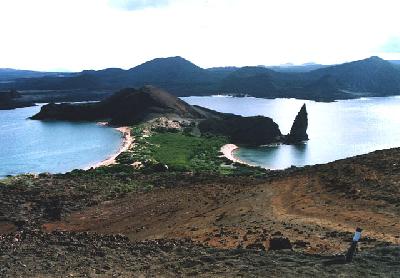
[0,0,399,71]
[109,0,170,11]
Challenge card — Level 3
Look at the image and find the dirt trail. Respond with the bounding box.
[272,176,400,245]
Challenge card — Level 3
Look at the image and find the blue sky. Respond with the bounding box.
[380,37,400,53]
[0,0,399,71]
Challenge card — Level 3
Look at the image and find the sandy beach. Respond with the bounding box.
[88,126,133,169]
[220,144,252,166]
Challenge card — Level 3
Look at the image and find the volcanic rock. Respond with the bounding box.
[268,237,293,251]
[198,114,282,145]
[285,104,308,143]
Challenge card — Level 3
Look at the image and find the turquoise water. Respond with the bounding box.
[183,96,400,169]
[0,105,122,178]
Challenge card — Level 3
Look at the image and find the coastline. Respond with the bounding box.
[87,125,133,169]
[220,144,253,166]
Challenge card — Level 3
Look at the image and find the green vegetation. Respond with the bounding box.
[116,125,268,176]
[148,132,228,172]
[117,127,229,173]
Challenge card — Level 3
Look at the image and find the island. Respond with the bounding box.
[31,85,308,146]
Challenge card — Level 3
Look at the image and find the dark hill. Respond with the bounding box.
[0,68,71,81]
[293,75,349,101]
[267,63,328,73]
[218,67,315,99]
[207,67,239,75]
[218,67,280,97]
[0,90,35,109]
[390,60,400,71]
[123,56,219,95]
[31,86,203,125]
[1,71,105,91]
[310,56,400,95]
[127,56,212,84]
[102,85,203,124]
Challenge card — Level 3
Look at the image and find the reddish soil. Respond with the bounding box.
[44,148,400,254]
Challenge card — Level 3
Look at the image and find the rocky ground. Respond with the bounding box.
[2,230,400,277]
[1,147,400,276]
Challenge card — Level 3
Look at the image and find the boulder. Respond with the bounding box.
[268,237,292,251]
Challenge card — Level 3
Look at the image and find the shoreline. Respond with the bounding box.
[87,124,133,169]
[220,144,254,166]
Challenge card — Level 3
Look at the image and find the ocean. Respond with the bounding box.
[183,96,400,169]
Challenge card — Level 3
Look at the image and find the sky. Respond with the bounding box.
[0,0,399,71]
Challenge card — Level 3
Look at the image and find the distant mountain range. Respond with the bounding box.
[390,60,400,71]
[0,69,71,81]
[266,63,329,73]
[1,56,400,102]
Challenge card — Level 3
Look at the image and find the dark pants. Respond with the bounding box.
[345,241,358,263]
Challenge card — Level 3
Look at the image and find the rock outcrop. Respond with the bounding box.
[198,115,282,146]
[285,104,308,144]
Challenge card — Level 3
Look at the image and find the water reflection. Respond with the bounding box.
[290,143,308,165]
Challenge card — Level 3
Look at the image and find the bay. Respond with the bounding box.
[0,105,122,178]
[183,96,400,169]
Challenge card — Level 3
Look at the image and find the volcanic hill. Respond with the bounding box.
[31,86,203,125]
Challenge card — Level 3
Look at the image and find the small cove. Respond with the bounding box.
[0,105,122,178]
[183,96,400,169]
